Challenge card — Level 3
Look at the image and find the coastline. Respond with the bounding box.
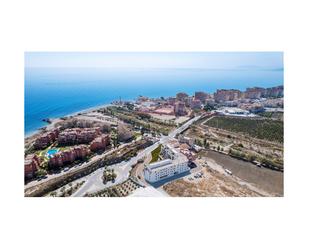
[25,102,113,138]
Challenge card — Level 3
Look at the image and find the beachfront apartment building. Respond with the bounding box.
[48,145,90,168]
[24,154,40,179]
[90,134,110,152]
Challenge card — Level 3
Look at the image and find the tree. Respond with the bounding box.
[203,138,207,147]
[136,112,151,120]
[217,145,220,151]
[203,104,215,112]
[35,169,47,178]
[247,154,256,162]
[195,139,202,146]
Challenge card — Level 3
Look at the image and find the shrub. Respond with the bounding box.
[206,116,283,143]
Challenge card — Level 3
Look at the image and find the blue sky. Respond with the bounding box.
[25,52,283,71]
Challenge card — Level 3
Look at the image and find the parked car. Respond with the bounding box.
[225,169,232,175]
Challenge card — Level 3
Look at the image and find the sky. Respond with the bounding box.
[24,52,283,71]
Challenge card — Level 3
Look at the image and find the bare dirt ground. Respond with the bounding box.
[162,147,283,197]
[205,150,283,196]
[163,167,263,197]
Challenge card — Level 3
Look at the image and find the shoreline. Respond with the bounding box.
[25,102,114,138]
[25,84,284,138]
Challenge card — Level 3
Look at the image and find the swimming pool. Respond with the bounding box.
[46,148,59,158]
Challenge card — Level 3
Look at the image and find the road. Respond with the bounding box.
[24,139,136,190]
[72,115,201,196]
[72,141,159,196]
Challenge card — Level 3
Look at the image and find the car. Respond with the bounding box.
[225,169,232,175]
[63,167,70,172]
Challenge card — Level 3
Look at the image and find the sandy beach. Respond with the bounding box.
[25,103,113,139]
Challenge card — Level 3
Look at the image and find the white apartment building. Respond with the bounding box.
[144,144,189,183]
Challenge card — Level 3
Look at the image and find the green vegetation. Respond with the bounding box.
[150,144,162,163]
[228,148,283,170]
[229,148,247,159]
[25,139,153,197]
[259,111,284,121]
[195,138,205,147]
[203,138,210,148]
[203,104,215,112]
[56,181,85,197]
[35,168,47,177]
[136,112,151,120]
[206,116,283,143]
[102,106,174,135]
[102,168,117,184]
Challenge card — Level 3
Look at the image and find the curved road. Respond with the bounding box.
[72,115,201,196]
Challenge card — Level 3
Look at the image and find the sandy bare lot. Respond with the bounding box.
[163,167,263,197]
[205,150,283,196]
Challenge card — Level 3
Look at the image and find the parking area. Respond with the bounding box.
[184,170,206,183]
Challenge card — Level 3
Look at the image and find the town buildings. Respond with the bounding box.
[176,92,189,101]
[213,86,283,107]
[167,97,176,106]
[262,98,283,108]
[244,86,283,99]
[244,87,265,99]
[194,91,209,103]
[190,98,202,109]
[174,101,187,116]
[24,154,40,179]
[214,89,242,102]
[265,85,284,98]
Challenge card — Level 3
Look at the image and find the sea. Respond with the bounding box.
[25,67,283,135]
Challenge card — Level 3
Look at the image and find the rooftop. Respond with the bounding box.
[147,159,173,170]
